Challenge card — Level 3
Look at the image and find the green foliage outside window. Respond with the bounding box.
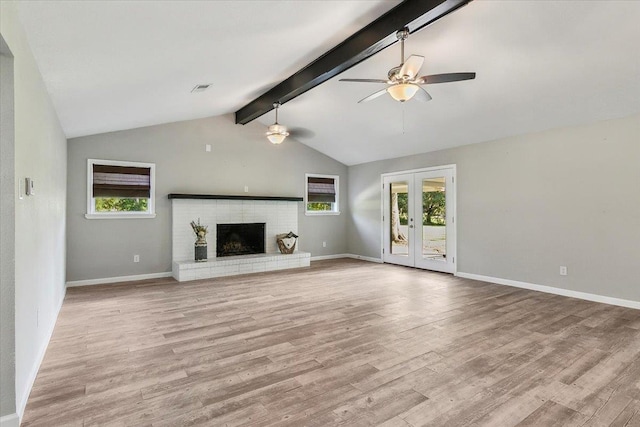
[396,191,445,226]
[95,197,148,212]
[397,193,408,225]
[307,202,333,211]
[422,191,445,226]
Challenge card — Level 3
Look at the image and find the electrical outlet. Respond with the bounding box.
[560,266,568,276]
[205,144,212,152]
[134,254,140,263]
[244,185,249,193]
[322,241,327,248]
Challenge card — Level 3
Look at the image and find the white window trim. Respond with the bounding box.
[85,158,156,219]
[305,173,340,216]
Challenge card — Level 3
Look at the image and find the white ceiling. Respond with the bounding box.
[17,0,400,137]
[18,0,640,166]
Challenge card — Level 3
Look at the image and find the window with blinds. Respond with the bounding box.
[86,159,156,218]
[305,174,340,215]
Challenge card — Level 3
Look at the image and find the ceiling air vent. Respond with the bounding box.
[191,84,211,93]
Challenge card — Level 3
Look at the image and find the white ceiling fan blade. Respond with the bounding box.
[414,86,432,102]
[399,55,424,79]
[358,88,388,103]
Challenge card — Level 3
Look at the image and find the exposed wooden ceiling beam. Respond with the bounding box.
[234,0,472,125]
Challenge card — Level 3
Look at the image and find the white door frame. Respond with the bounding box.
[380,164,457,274]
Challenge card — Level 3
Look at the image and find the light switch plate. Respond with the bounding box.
[25,178,35,196]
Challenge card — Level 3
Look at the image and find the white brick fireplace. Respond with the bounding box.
[170,195,310,281]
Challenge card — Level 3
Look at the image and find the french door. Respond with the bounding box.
[382,166,456,273]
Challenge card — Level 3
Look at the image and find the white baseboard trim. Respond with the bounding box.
[346,254,383,263]
[16,286,66,420]
[0,413,19,427]
[310,254,350,261]
[456,272,640,310]
[66,272,173,288]
[310,254,383,264]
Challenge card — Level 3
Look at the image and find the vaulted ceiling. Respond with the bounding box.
[18,0,640,165]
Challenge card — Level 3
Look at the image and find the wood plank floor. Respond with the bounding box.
[22,259,640,426]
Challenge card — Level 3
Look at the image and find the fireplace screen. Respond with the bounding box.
[216,223,266,257]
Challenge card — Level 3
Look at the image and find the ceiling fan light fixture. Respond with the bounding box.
[265,102,289,144]
[266,123,289,145]
[387,83,419,102]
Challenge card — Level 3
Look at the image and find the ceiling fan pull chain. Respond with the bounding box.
[402,103,406,135]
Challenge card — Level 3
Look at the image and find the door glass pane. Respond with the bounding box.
[421,177,446,259]
[390,181,409,255]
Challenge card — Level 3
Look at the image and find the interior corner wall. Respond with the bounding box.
[0,35,16,422]
[66,114,348,282]
[347,113,640,303]
[1,1,67,420]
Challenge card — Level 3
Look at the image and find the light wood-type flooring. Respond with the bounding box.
[22,259,640,426]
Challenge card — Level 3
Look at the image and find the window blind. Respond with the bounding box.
[307,177,336,203]
[93,164,151,198]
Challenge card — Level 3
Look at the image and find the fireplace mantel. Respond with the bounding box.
[168,193,303,202]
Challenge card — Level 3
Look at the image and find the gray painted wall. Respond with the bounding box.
[1,1,68,419]
[67,114,348,282]
[348,113,640,302]
[0,35,16,419]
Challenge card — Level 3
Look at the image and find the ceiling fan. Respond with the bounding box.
[264,102,314,144]
[340,28,476,103]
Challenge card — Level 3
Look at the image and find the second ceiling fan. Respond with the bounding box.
[340,28,476,103]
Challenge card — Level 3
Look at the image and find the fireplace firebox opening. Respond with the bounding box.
[216,223,265,257]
